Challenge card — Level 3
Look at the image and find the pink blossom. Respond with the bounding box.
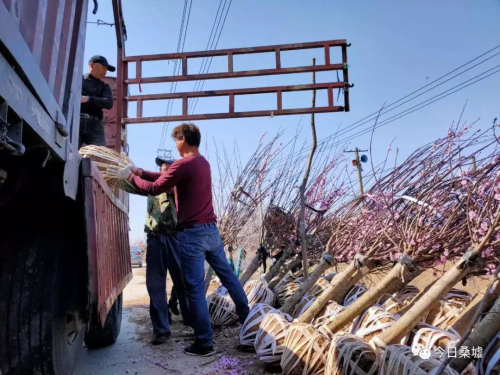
[482,248,492,258]
[481,221,489,232]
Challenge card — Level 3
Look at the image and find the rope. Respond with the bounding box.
[254,312,292,364]
[239,303,277,347]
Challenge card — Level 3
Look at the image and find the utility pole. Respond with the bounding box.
[345,148,368,207]
[471,156,477,172]
[157,148,173,159]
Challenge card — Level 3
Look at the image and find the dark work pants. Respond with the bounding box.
[169,286,178,307]
[146,233,192,334]
[78,117,106,148]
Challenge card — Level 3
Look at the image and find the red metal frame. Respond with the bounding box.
[112,0,127,152]
[119,39,351,124]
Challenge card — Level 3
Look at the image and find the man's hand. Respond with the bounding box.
[106,165,133,180]
[120,152,138,173]
[81,96,90,103]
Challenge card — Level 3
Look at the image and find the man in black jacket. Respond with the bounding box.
[79,55,115,148]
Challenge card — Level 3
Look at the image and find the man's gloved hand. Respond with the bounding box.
[120,152,138,174]
[106,165,133,180]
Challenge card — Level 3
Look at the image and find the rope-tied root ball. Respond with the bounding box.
[292,294,316,318]
[380,344,458,375]
[239,303,277,347]
[244,278,275,308]
[281,322,331,374]
[207,292,238,326]
[254,311,293,365]
[326,333,379,375]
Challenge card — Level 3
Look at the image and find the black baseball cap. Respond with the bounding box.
[156,157,176,167]
[89,55,116,72]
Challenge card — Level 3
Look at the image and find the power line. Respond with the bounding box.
[315,63,500,144]
[189,0,233,114]
[271,64,500,168]
[188,0,226,105]
[268,43,500,168]
[333,65,500,146]
[158,0,193,153]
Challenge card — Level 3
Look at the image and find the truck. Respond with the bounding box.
[0,0,351,373]
[0,1,131,374]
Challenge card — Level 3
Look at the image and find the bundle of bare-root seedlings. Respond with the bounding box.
[207,131,339,325]
[236,144,352,357]
[79,145,133,188]
[272,124,500,375]
[236,137,348,311]
[207,133,288,326]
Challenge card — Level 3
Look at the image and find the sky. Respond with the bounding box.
[83,0,500,243]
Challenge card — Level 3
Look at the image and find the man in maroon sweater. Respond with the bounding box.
[108,123,249,356]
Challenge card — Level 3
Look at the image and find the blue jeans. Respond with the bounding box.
[178,223,249,347]
[146,233,192,334]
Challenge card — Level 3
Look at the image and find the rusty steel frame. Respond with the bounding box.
[120,39,351,124]
[112,0,127,152]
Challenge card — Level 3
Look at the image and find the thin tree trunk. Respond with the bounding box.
[268,255,301,289]
[299,259,375,324]
[298,58,318,280]
[281,253,333,315]
[450,296,500,372]
[263,246,294,283]
[323,262,420,335]
[375,262,469,346]
[239,253,261,285]
[435,272,500,374]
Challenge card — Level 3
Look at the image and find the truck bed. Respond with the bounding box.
[82,158,132,324]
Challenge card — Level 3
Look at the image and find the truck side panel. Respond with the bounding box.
[0,0,88,199]
[82,158,132,325]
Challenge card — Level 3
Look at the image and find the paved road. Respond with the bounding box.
[74,267,273,375]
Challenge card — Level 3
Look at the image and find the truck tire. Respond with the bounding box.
[84,293,123,348]
[0,229,86,375]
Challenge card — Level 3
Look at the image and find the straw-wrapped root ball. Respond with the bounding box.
[244,278,275,308]
[292,294,316,319]
[380,344,459,375]
[426,288,472,333]
[326,333,379,375]
[375,293,404,314]
[352,305,405,344]
[443,288,472,308]
[394,285,420,306]
[281,322,331,375]
[410,325,460,354]
[273,273,296,292]
[239,303,277,347]
[313,300,345,328]
[254,311,293,365]
[207,292,238,326]
[308,277,330,297]
[276,279,301,306]
[342,283,367,307]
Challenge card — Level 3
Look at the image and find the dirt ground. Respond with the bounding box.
[74,262,490,375]
[74,267,277,375]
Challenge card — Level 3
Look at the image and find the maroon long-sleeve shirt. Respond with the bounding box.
[130,155,217,229]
